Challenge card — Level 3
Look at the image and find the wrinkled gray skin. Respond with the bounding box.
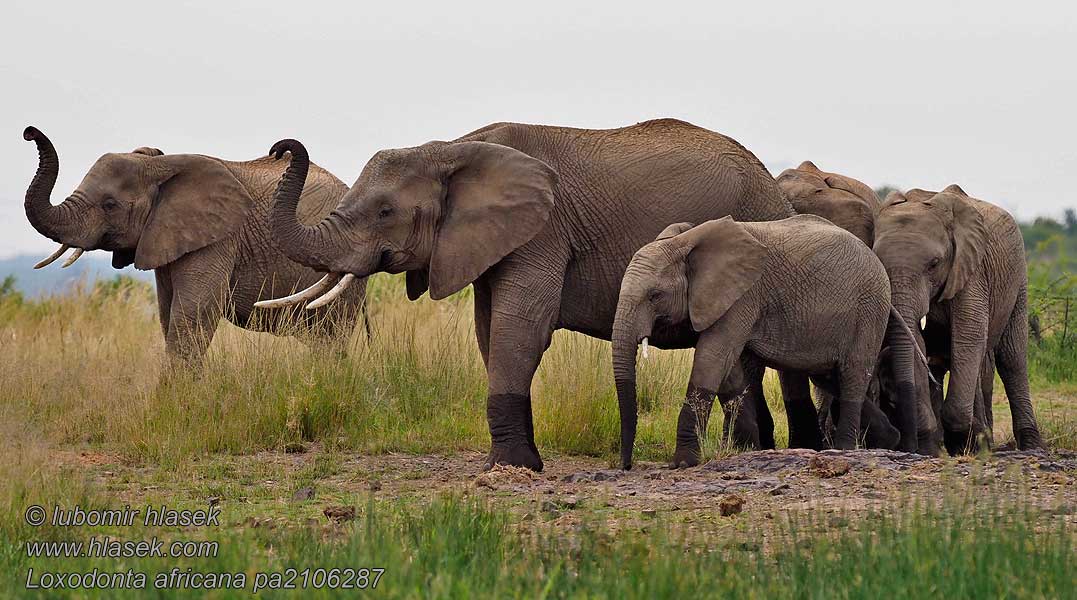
[612,216,901,469]
[22,127,366,368]
[873,185,1043,452]
[263,119,793,471]
[776,162,905,451]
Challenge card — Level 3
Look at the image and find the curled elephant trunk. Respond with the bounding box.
[23,127,91,249]
[611,297,650,470]
[267,139,347,274]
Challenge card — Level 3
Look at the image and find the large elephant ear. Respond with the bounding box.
[939,193,987,300]
[681,217,769,332]
[134,155,253,270]
[428,141,558,300]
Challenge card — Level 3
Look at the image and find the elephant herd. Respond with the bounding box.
[21,118,1043,472]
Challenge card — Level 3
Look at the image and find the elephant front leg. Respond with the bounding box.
[481,272,560,472]
[160,248,232,374]
[672,332,744,467]
[780,370,823,449]
[942,288,990,454]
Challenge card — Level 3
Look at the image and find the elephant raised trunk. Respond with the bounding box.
[267,139,346,274]
[611,291,652,470]
[23,127,91,265]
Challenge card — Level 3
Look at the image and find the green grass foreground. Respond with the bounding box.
[1,492,1071,599]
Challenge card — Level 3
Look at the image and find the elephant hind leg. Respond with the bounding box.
[780,370,822,449]
[832,365,872,450]
[995,289,1043,449]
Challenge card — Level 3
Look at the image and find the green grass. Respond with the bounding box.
[1,488,1070,599]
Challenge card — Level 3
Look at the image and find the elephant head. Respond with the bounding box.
[776,161,879,246]
[23,127,253,271]
[611,218,767,469]
[256,139,558,308]
[873,185,985,451]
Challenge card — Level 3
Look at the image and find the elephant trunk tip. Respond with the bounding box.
[24,126,44,141]
[269,138,307,162]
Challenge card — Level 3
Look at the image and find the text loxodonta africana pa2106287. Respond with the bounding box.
[873,185,1043,453]
[611,216,912,469]
[22,127,367,369]
[256,119,794,471]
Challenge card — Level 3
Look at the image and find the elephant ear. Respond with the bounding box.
[428,141,558,300]
[134,155,253,270]
[943,183,968,196]
[939,193,987,300]
[132,146,164,157]
[681,217,769,332]
[797,160,823,174]
[655,222,695,241]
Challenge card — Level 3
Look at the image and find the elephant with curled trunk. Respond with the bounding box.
[611,216,909,469]
[874,185,1043,452]
[257,118,794,471]
[22,127,367,368]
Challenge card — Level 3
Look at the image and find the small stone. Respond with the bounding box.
[291,487,315,502]
[207,496,221,506]
[323,506,356,522]
[768,483,791,496]
[719,494,745,517]
[368,480,382,492]
[641,509,658,518]
[541,499,560,513]
[808,455,851,478]
[561,496,579,509]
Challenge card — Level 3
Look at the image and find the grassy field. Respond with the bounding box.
[0,274,1074,598]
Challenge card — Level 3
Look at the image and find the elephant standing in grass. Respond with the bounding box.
[611,216,909,469]
[874,185,1043,452]
[773,162,902,450]
[256,119,794,471]
[22,127,367,369]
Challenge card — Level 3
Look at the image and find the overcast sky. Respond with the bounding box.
[2,1,1074,258]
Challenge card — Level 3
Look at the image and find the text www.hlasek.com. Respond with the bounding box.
[24,503,384,592]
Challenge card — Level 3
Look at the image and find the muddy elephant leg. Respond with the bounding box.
[672,325,750,467]
[995,289,1043,449]
[780,370,823,449]
[481,266,562,472]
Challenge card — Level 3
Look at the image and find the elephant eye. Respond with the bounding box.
[103,198,119,211]
[647,289,662,303]
[928,257,941,270]
[378,205,393,219]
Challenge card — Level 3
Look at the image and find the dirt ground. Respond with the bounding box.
[57,447,1077,539]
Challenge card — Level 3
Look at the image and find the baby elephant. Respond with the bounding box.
[612,215,914,469]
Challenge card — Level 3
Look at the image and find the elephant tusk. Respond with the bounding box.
[641,337,649,359]
[60,248,84,268]
[306,273,355,310]
[33,244,71,269]
[920,316,927,330]
[254,273,342,309]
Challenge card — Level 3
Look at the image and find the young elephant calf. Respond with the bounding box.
[612,215,908,469]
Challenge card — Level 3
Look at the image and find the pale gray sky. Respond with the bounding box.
[2,1,1074,258]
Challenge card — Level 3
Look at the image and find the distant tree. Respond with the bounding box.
[874,185,900,201]
[1065,208,1076,234]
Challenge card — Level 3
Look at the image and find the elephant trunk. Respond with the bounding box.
[267,139,346,273]
[23,127,91,246]
[611,294,650,470]
[887,303,922,453]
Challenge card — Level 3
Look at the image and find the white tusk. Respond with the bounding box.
[920,316,927,330]
[60,248,84,268]
[641,337,649,359]
[306,273,355,310]
[253,273,342,309]
[33,244,70,269]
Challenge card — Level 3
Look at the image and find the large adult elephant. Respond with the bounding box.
[22,127,367,368]
[257,119,794,471]
[873,185,1043,451]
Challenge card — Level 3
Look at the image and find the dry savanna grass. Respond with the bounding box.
[0,272,1072,471]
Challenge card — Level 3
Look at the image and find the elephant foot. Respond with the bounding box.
[917,429,942,457]
[943,427,976,455]
[483,443,543,472]
[485,393,542,471]
[670,445,702,469]
[1015,426,1044,451]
